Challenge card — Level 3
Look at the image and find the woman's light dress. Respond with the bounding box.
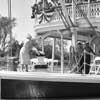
[19,39,31,65]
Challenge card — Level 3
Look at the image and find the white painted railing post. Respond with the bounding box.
[51,38,56,72]
[88,0,90,18]
[41,38,44,53]
[72,0,77,52]
[71,27,77,52]
[61,33,64,73]
[72,0,76,24]
[84,49,86,74]
[58,30,64,73]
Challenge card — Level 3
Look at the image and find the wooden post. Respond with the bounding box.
[51,38,56,72]
[58,30,64,73]
[41,38,44,53]
[71,27,77,52]
[88,0,90,18]
[72,0,76,24]
[61,33,64,73]
[72,0,77,52]
[84,49,86,74]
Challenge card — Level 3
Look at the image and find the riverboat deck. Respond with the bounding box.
[1,70,100,99]
[0,71,100,83]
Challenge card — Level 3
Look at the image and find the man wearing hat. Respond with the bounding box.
[75,41,84,73]
[83,42,96,74]
[70,41,84,73]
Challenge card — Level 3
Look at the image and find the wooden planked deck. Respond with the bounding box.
[0,71,100,83]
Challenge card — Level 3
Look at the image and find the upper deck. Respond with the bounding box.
[34,1,100,36]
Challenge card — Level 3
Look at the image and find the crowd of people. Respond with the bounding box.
[0,32,98,73]
[13,34,98,73]
[19,33,97,74]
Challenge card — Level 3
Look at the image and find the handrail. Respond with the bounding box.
[70,47,95,74]
[73,0,98,40]
[52,0,70,29]
[35,2,100,25]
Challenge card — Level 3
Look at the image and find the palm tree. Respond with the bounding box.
[0,16,16,52]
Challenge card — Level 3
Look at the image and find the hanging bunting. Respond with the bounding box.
[31,0,55,24]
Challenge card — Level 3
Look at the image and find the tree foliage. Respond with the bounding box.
[0,16,16,57]
[0,16,16,51]
[32,38,69,61]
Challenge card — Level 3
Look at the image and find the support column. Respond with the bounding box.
[51,38,56,72]
[71,27,77,52]
[58,30,64,73]
[72,0,76,24]
[41,38,44,53]
[72,0,77,50]
[61,33,64,73]
[88,0,90,18]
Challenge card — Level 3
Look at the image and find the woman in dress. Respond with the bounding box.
[19,34,32,72]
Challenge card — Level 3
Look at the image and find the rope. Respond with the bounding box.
[70,52,83,72]
[70,48,95,73]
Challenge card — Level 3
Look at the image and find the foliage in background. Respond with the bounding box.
[0,17,16,52]
[32,37,69,61]
[0,16,16,57]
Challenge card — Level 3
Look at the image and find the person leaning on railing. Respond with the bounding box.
[82,42,97,74]
[69,41,99,74]
[69,41,84,73]
[76,41,84,74]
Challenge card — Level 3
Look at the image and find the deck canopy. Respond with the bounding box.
[36,27,98,40]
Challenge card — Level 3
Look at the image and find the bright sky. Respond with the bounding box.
[0,0,36,42]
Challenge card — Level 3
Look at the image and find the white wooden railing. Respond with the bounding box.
[35,2,100,25]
